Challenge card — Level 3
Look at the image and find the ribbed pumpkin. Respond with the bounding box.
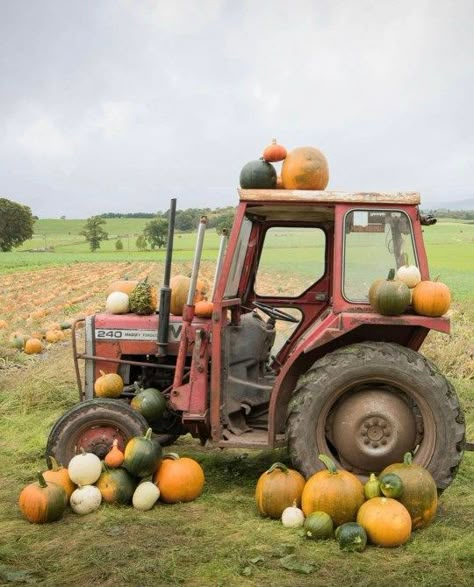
[412,277,451,317]
[131,387,167,424]
[357,497,412,547]
[240,159,277,189]
[370,269,410,315]
[19,472,66,524]
[281,146,329,190]
[153,453,205,503]
[380,452,437,529]
[94,371,124,398]
[123,428,163,478]
[255,462,305,519]
[96,467,137,505]
[43,457,75,504]
[262,139,287,163]
[301,455,365,527]
[170,275,209,316]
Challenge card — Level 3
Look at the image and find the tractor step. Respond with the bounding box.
[216,430,286,449]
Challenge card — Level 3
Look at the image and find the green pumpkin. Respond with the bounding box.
[370,269,410,316]
[364,473,382,499]
[335,522,367,552]
[303,511,334,540]
[379,473,404,499]
[240,159,277,189]
[131,387,167,424]
[123,428,163,478]
[96,467,137,504]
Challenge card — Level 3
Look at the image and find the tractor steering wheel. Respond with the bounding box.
[253,301,299,323]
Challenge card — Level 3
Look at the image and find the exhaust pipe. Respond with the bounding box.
[157,198,177,357]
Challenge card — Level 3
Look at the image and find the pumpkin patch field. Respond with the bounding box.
[0,223,473,586]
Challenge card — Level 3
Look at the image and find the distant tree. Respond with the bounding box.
[115,239,124,250]
[136,235,147,250]
[80,216,108,251]
[143,217,168,249]
[214,211,235,234]
[60,215,66,220]
[0,198,35,251]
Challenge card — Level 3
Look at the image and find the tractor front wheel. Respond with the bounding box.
[286,342,465,491]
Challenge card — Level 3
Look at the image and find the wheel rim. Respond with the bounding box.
[63,419,130,460]
[316,377,436,475]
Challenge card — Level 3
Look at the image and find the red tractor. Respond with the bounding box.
[47,189,465,490]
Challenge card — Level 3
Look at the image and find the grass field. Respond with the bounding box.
[0,218,473,586]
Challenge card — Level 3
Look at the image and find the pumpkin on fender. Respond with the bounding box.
[255,462,305,519]
[369,269,410,316]
[301,455,365,527]
[412,277,451,317]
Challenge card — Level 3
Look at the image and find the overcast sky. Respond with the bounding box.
[1,0,473,217]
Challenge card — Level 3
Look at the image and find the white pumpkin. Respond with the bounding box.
[68,451,102,485]
[70,485,102,515]
[396,261,421,289]
[106,291,130,314]
[132,481,160,511]
[281,503,305,528]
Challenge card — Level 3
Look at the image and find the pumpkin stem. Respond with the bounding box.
[99,370,106,377]
[403,452,413,465]
[37,471,48,488]
[272,138,277,144]
[144,428,153,441]
[369,473,377,481]
[387,268,396,281]
[49,456,61,471]
[318,454,337,474]
[163,452,180,461]
[402,252,409,267]
[266,462,289,475]
[434,275,440,282]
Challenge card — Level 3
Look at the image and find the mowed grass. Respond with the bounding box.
[0,217,473,586]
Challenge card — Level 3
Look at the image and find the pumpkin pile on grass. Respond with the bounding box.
[239,138,330,191]
[18,430,205,524]
[256,452,439,551]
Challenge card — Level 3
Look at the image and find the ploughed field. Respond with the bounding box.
[0,220,473,586]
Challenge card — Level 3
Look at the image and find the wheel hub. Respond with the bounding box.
[76,427,125,459]
[329,388,417,472]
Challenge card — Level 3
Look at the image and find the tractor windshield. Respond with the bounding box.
[343,209,418,303]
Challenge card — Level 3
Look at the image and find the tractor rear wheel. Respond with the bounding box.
[286,342,465,490]
[46,399,148,467]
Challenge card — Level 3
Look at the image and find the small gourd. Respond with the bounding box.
[335,522,367,552]
[105,291,130,314]
[262,139,287,162]
[396,254,421,288]
[94,370,124,398]
[70,485,102,515]
[364,473,382,499]
[281,500,305,528]
[379,473,404,499]
[68,450,102,486]
[132,481,161,511]
[303,511,334,540]
[104,440,125,468]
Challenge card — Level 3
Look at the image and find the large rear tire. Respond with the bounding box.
[287,342,465,490]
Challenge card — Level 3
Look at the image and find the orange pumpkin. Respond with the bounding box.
[412,277,451,317]
[170,275,209,316]
[380,452,437,529]
[255,462,305,519]
[153,453,205,503]
[94,370,124,398]
[0,319,7,329]
[301,455,365,527]
[24,338,43,354]
[357,497,412,547]
[281,146,329,190]
[105,439,125,468]
[105,279,139,297]
[43,456,75,503]
[263,139,287,162]
[194,300,214,319]
[45,330,60,343]
[18,472,66,524]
